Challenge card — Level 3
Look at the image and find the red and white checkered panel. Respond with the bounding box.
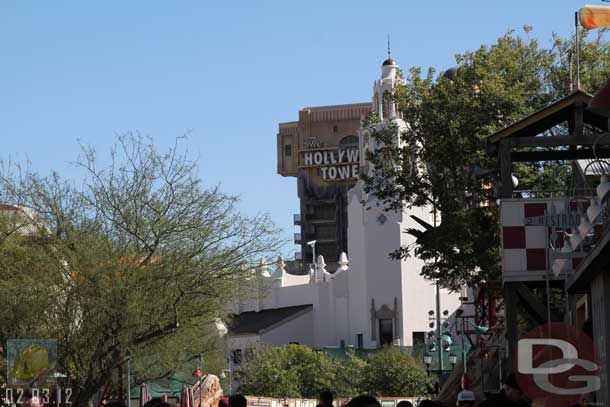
[501,198,584,281]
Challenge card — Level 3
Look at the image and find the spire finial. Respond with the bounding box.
[387,34,391,59]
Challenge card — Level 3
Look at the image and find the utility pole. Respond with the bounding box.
[433,201,444,372]
[436,281,444,372]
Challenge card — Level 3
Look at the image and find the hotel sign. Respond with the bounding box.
[300,147,359,181]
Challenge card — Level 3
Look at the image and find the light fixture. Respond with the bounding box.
[587,199,604,224]
[551,262,561,277]
[597,175,610,202]
[551,259,568,277]
[423,352,433,366]
[578,216,593,239]
[449,353,457,367]
[511,174,519,189]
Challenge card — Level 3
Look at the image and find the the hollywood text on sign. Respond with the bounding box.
[301,148,359,181]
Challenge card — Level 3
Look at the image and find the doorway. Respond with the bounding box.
[379,319,393,346]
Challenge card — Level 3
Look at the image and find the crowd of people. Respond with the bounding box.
[6,370,596,407]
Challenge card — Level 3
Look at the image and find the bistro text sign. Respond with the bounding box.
[301,148,359,181]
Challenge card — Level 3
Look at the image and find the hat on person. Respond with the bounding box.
[457,390,476,402]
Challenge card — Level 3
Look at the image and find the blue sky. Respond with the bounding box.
[0,1,597,256]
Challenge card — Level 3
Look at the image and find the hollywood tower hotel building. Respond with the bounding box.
[227,58,462,353]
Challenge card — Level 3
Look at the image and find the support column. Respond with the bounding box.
[499,139,513,198]
[504,282,519,372]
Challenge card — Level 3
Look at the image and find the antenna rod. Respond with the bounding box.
[387,34,391,59]
[576,11,581,90]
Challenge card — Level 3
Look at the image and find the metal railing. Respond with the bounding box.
[511,188,596,199]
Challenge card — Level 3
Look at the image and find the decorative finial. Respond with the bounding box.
[387,34,391,59]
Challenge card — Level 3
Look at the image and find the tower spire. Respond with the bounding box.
[387,34,391,59]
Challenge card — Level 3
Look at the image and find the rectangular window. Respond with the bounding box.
[412,331,425,347]
[357,334,363,349]
[315,224,336,239]
[284,144,292,157]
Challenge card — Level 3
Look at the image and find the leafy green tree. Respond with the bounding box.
[332,350,368,397]
[238,344,335,398]
[361,347,429,397]
[0,135,281,405]
[362,28,610,289]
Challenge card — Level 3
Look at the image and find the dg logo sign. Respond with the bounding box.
[515,323,600,407]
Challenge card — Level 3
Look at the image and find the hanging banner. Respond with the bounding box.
[580,5,610,30]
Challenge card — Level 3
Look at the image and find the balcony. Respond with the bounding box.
[293,213,302,225]
[294,233,302,244]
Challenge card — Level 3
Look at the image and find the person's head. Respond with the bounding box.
[503,373,524,402]
[456,390,475,407]
[143,399,171,407]
[229,394,248,407]
[396,401,412,407]
[345,396,380,407]
[319,390,333,406]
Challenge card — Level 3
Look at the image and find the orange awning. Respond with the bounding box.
[580,5,610,30]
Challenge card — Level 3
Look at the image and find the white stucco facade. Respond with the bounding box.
[228,58,467,357]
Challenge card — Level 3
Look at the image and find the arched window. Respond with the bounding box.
[339,135,359,146]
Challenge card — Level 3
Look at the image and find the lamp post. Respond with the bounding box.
[423,353,432,376]
[126,357,131,407]
[307,240,317,279]
[427,307,450,376]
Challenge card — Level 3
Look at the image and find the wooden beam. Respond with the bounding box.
[510,134,610,148]
[488,91,592,144]
[512,148,610,162]
[499,139,513,198]
[572,102,585,137]
[516,283,560,323]
[504,283,519,363]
